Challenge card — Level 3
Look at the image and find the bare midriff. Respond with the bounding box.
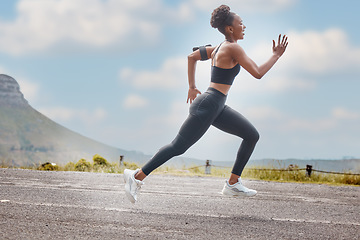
[209,82,231,95]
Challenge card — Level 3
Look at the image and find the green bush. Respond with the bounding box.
[64,162,75,171]
[93,154,109,166]
[123,161,139,170]
[75,159,92,172]
[38,162,59,171]
[105,162,119,173]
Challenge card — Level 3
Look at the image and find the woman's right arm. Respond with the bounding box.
[187,47,215,103]
[233,34,288,79]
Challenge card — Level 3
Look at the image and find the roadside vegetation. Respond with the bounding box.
[1,154,139,174]
[1,155,359,186]
[151,165,360,186]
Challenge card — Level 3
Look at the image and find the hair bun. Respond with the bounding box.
[210,5,231,29]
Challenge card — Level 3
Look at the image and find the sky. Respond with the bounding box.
[0,0,359,163]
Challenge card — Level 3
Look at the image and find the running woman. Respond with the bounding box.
[124,5,288,203]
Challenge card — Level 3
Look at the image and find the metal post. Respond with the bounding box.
[205,160,211,174]
[306,165,312,177]
[120,155,124,166]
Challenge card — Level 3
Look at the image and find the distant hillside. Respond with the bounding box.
[0,74,152,166]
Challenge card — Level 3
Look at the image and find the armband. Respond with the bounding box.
[192,44,212,61]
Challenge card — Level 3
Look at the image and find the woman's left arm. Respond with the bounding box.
[233,34,288,79]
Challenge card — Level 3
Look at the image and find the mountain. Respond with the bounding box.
[0,74,151,167]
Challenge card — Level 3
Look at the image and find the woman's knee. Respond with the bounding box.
[252,130,260,143]
[168,144,186,156]
[170,134,194,156]
[169,140,188,156]
[244,128,260,144]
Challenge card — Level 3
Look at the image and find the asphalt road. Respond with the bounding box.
[0,168,359,239]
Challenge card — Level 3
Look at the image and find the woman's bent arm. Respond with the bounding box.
[187,47,215,103]
[187,53,201,103]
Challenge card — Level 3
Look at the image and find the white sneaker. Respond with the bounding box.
[123,169,144,203]
[222,177,257,197]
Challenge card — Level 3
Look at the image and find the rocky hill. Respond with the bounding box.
[0,73,28,107]
[0,74,150,167]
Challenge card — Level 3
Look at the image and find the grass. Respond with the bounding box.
[151,165,360,186]
[242,167,360,186]
[1,159,359,186]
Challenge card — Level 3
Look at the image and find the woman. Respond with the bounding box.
[124,5,288,203]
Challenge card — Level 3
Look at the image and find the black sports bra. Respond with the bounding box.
[211,42,240,85]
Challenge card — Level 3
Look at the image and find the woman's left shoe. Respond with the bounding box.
[123,169,144,203]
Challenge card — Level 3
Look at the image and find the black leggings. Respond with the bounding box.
[142,87,259,176]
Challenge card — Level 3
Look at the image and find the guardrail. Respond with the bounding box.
[187,162,360,177]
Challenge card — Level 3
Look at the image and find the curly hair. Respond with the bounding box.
[210,5,235,35]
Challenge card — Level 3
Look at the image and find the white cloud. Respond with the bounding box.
[263,76,315,92]
[232,28,360,95]
[16,77,40,103]
[189,0,297,13]
[242,105,360,133]
[41,106,74,122]
[232,73,316,95]
[133,100,188,136]
[119,55,215,92]
[0,0,192,55]
[243,106,284,121]
[120,57,188,89]
[247,28,360,75]
[119,39,320,95]
[332,107,360,120]
[39,106,107,125]
[123,94,149,109]
[0,0,297,56]
[284,29,360,73]
[122,28,357,96]
[283,118,337,132]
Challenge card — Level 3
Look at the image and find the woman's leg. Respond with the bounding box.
[141,92,223,176]
[212,105,259,178]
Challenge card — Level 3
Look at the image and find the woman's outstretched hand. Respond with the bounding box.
[272,34,288,58]
[187,88,201,104]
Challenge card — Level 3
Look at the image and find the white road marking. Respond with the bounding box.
[8,200,231,219]
[272,217,360,226]
[0,200,10,203]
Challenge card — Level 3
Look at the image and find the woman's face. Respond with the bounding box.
[231,14,246,40]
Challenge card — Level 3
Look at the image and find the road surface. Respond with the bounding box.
[0,168,359,239]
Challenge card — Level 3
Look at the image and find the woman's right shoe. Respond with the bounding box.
[221,177,257,197]
[123,169,144,203]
